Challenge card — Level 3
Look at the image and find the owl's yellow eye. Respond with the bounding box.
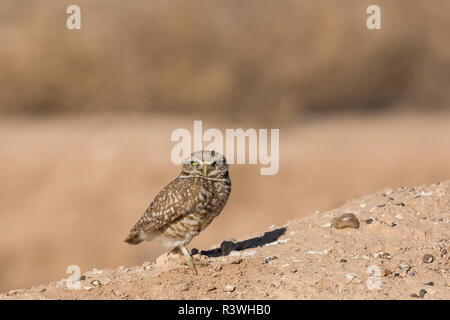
[191,161,200,166]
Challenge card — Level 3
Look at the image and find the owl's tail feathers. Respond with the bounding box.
[124,231,145,245]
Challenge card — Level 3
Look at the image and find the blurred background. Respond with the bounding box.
[1,0,450,292]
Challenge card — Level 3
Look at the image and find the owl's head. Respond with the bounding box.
[181,150,228,179]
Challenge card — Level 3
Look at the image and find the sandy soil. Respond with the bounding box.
[2,180,448,300]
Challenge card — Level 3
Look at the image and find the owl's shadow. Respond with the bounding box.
[199,227,287,258]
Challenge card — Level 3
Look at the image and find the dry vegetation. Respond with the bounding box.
[1,1,450,120]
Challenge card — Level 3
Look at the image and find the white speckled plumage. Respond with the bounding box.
[124,150,231,274]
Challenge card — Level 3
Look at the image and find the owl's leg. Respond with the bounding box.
[180,246,198,276]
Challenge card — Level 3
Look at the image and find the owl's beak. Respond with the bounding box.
[202,164,209,176]
[202,163,208,177]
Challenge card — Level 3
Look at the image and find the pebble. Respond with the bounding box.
[365,218,374,224]
[410,289,427,298]
[332,213,360,229]
[260,291,269,297]
[178,283,190,292]
[380,252,392,260]
[307,249,331,255]
[264,256,278,264]
[422,254,434,263]
[419,289,427,298]
[424,281,434,286]
[344,273,357,284]
[339,258,347,263]
[90,280,101,286]
[286,265,297,273]
[224,285,236,292]
[398,263,411,273]
[229,257,243,265]
[141,262,152,271]
[206,285,217,292]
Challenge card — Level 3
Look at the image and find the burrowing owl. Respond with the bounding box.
[124,150,231,274]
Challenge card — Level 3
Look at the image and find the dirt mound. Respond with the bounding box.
[1,181,449,300]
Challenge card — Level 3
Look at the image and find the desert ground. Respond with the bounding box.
[1,179,448,299]
[0,112,449,293]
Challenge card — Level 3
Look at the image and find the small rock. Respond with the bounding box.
[398,262,411,273]
[224,284,235,292]
[229,257,243,265]
[260,291,269,297]
[339,258,347,263]
[422,254,434,263]
[332,213,360,229]
[419,289,427,298]
[191,248,199,255]
[39,288,46,293]
[206,285,217,292]
[383,269,392,277]
[286,265,297,273]
[264,256,278,264]
[380,252,392,260]
[344,273,357,284]
[141,262,153,271]
[365,218,374,224]
[78,275,86,281]
[178,283,190,292]
[424,281,434,286]
[307,249,331,255]
[90,280,101,286]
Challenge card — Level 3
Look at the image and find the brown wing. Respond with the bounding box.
[130,177,202,233]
